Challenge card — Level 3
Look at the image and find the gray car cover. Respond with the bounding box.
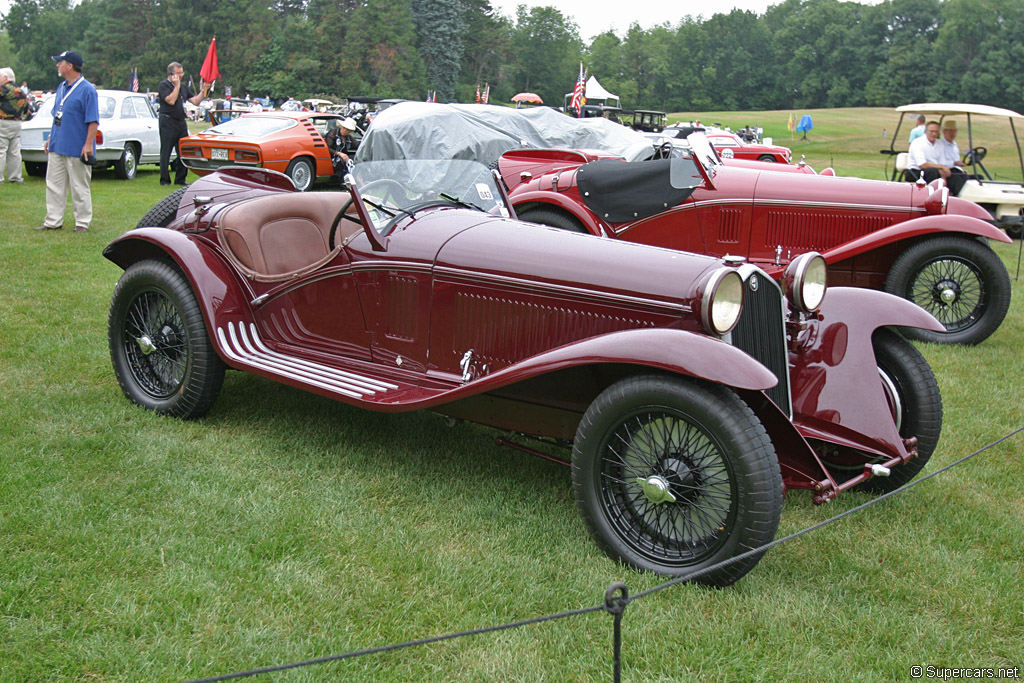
[355,102,655,166]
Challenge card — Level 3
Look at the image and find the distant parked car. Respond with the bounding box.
[665,125,792,163]
[177,111,359,191]
[20,88,165,180]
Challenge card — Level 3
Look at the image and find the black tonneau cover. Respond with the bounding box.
[576,158,704,223]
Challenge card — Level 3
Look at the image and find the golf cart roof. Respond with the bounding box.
[896,103,1024,119]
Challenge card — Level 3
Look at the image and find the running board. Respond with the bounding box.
[217,321,400,400]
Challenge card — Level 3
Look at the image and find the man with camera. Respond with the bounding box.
[36,50,98,233]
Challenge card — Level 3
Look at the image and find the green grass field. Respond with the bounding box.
[1,114,1022,681]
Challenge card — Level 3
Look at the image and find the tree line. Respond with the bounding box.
[1,0,1022,113]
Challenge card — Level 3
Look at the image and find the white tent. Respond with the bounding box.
[585,76,619,106]
[563,75,621,109]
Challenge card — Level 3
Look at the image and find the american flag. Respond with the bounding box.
[481,83,489,105]
[129,67,139,93]
[570,63,586,117]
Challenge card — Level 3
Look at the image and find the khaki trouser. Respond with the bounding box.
[43,152,92,229]
[0,118,23,183]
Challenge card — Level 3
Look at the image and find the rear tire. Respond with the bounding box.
[108,259,225,418]
[136,185,189,228]
[572,375,782,586]
[25,161,46,177]
[285,157,316,191]
[114,143,138,180]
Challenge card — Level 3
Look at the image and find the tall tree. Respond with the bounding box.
[512,5,582,107]
[337,0,426,98]
[411,0,464,101]
[457,0,513,103]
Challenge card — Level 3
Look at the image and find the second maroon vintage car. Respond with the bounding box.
[111,161,944,585]
[502,132,1013,345]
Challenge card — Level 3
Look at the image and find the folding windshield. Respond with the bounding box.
[204,117,296,137]
[349,159,509,235]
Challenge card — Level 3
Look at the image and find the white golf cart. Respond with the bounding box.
[883,103,1024,238]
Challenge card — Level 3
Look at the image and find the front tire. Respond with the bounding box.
[108,259,225,418]
[114,143,138,180]
[757,154,776,162]
[884,236,1011,345]
[25,161,46,177]
[822,328,943,492]
[285,157,316,191]
[572,375,782,586]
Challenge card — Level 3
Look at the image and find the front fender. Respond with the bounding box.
[788,287,940,460]
[457,327,779,398]
[103,229,255,354]
[822,213,1011,265]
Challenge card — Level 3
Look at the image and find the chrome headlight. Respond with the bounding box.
[784,252,827,312]
[700,268,744,335]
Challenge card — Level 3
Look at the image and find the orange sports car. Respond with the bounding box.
[178,111,358,190]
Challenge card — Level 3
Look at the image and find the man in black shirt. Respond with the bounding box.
[158,61,208,186]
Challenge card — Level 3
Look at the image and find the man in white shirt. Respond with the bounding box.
[907,120,966,194]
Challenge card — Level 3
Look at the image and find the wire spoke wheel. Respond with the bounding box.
[600,409,737,566]
[109,259,225,418]
[122,289,189,398]
[885,236,1011,345]
[573,376,781,586]
[906,255,984,332]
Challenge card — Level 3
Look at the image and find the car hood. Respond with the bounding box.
[430,211,723,308]
[711,164,919,208]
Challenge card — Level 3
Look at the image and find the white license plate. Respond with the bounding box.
[211,148,228,161]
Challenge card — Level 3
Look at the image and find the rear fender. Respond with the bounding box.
[103,229,255,358]
[823,213,1011,265]
[512,193,606,236]
[789,287,941,462]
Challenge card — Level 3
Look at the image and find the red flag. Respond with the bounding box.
[475,84,480,104]
[200,36,220,84]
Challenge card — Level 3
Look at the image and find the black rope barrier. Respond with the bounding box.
[181,426,1022,683]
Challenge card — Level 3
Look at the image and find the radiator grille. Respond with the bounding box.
[728,272,791,415]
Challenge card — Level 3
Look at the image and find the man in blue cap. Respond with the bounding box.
[35,50,98,233]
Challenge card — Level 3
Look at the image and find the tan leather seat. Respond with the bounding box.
[217,192,361,282]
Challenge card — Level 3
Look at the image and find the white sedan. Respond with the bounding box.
[20,89,169,180]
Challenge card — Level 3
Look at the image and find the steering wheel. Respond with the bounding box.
[652,140,674,160]
[328,196,356,251]
[359,178,409,207]
[963,146,987,165]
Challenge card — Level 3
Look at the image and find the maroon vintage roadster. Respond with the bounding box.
[502,132,1013,345]
[107,161,943,585]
